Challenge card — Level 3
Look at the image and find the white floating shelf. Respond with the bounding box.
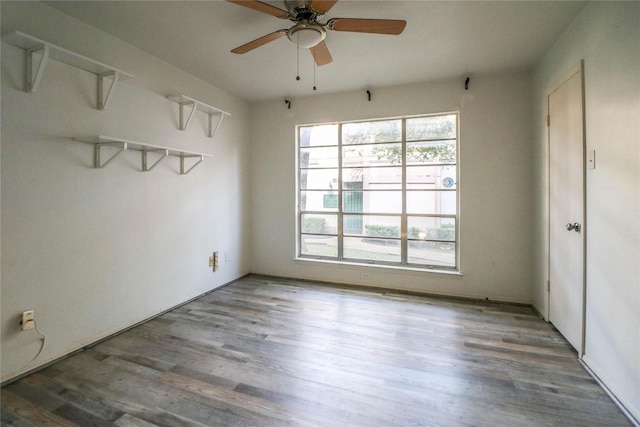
[3,31,134,110]
[74,135,211,175]
[167,94,231,139]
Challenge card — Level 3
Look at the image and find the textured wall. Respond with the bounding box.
[532,2,640,420]
[250,72,533,303]
[1,1,252,382]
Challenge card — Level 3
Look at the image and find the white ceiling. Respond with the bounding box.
[45,1,585,102]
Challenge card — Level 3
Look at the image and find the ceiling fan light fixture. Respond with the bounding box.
[288,22,326,48]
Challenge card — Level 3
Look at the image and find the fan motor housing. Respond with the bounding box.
[285,1,315,17]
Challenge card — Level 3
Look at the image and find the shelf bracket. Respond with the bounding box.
[95,142,127,168]
[98,71,120,110]
[208,113,225,139]
[180,155,205,175]
[167,95,231,139]
[76,135,211,174]
[178,101,198,131]
[26,44,49,92]
[142,149,169,172]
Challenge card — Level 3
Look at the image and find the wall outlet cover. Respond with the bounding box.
[21,310,35,331]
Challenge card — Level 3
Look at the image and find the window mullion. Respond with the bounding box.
[337,123,344,260]
[401,118,408,265]
[297,127,302,257]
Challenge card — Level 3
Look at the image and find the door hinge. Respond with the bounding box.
[547,280,550,291]
[547,115,550,127]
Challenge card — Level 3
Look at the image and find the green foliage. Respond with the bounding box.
[372,143,456,165]
[302,217,325,233]
[364,224,400,238]
[364,223,455,240]
[341,115,456,147]
[435,223,455,241]
[408,227,422,239]
[343,120,401,145]
[369,115,456,164]
[409,223,455,241]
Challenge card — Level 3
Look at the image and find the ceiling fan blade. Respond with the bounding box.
[226,0,289,18]
[310,41,333,66]
[329,18,406,35]
[311,0,338,14]
[231,30,288,54]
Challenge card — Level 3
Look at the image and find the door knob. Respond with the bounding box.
[566,222,581,232]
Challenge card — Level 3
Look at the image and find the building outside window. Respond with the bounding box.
[297,113,458,270]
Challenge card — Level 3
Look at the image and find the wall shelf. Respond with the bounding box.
[2,31,134,110]
[74,135,211,175]
[167,94,231,139]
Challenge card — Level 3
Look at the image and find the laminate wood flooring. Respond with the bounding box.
[1,275,632,426]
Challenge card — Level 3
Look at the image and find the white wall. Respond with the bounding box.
[532,2,640,420]
[1,2,252,382]
[250,72,534,303]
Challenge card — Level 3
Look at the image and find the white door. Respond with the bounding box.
[548,67,585,355]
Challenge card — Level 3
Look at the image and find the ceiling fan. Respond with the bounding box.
[227,0,407,66]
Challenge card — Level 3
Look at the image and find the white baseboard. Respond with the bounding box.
[581,356,639,427]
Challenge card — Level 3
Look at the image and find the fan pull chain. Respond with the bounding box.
[296,34,301,81]
[313,48,317,91]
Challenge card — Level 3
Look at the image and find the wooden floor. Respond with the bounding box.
[1,275,631,426]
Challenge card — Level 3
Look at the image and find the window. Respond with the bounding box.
[297,113,458,270]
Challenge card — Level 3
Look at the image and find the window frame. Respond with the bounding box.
[296,112,460,272]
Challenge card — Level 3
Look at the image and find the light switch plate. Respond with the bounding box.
[587,149,595,170]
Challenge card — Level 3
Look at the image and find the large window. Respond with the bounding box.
[297,113,458,270]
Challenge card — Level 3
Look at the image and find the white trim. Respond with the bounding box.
[545,60,587,356]
[294,257,463,276]
[581,356,640,426]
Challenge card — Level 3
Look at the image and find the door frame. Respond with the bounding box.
[546,60,587,356]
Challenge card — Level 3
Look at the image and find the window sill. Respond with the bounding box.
[294,257,463,277]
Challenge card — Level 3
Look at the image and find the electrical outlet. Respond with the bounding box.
[360,272,370,279]
[21,310,35,331]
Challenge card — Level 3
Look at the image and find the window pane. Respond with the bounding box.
[407,217,456,241]
[299,168,338,190]
[344,215,401,237]
[342,168,363,184]
[407,191,456,215]
[343,143,403,167]
[343,236,401,263]
[299,124,338,147]
[301,235,337,257]
[408,243,456,268]
[406,165,457,190]
[343,120,402,145]
[344,190,402,214]
[300,146,338,169]
[406,115,456,141]
[407,140,456,164]
[301,214,338,235]
[300,190,338,212]
[342,167,402,190]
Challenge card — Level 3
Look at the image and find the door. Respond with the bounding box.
[343,181,363,233]
[548,66,585,355]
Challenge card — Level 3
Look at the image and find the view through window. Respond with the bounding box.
[297,113,458,270]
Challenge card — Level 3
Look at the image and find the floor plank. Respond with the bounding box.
[1,275,632,426]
